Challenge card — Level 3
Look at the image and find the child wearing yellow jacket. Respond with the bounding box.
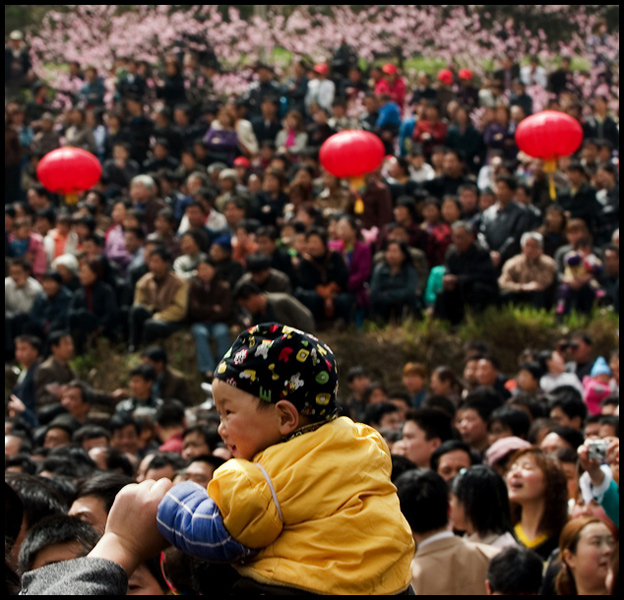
[157,322,414,594]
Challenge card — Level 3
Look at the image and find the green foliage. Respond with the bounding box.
[60,308,618,406]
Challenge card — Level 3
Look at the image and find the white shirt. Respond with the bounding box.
[305,79,335,112]
[5,276,44,317]
[539,372,584,396]
[409,163,436,184]
[520,65,548,89]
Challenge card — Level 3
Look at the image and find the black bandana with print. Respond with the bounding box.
[214,323,339,420]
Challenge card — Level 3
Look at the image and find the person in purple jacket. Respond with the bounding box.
[203,109,239,166]
[332,216,372,326]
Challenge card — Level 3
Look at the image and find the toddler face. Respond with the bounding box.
[213,378,283,461]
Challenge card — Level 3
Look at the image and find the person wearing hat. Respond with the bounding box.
[582,357,613,416]
[485,437,532,476]
[5,30,34,95]
[456,68,479,111]
[305,63,336,115]
[157,323,415,594]
[375,63,407,113]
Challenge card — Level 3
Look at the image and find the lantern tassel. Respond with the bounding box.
[543,158,558,201]
[349,175,366,215]
[65,193,79,206]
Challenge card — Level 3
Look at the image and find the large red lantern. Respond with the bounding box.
[320,130,385,215]
[515,110,583,199]
[36,147,102,202]
[320,130,385,179]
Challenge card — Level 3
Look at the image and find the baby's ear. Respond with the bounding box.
[275,400,300,435]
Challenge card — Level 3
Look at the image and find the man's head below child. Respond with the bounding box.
[213,323,339,461]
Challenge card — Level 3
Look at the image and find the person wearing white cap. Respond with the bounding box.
[305,63,335,114]
[5,30,33,93]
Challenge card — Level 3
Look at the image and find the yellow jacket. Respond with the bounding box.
[208,416,415,595]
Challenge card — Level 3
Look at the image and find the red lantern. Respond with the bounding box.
[36,147,102,197]
[320,130,385,216]
[319,130,385,179]
[515,110,583,199]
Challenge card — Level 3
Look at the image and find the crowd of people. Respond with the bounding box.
[4,26,620,595]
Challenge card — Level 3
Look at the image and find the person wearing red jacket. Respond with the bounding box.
[412,102,447,158]
[375,64,407,112]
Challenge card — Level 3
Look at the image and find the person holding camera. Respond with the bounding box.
[578,438,619,530]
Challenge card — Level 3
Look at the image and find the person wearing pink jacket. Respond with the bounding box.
[582,356,613,416]
[9,218,47,281]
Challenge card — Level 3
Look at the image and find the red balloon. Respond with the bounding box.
[36,147,102,194]
[515,111,584,161]
[319,131,385,179]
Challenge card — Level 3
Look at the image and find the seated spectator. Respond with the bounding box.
[18,514,100,576]
[430,440,480,483]
[68,257,120,352]
[556,237,605,316]
[333,216,372,319]
[425,149,472,201]
[499,232,557,309]
[479,175,531,269]
[359,170,394,232]
[294,227,352,324]
[396,469,499,595]
[566,332,596,382]
[413,102,447,158]
[276,109,308,157]
[446,107,483,173]
[6,258,43,356]
[209,235,245,291]
[486,546,544,595]
[457,387,504,454]
[129,175,167,234]
[59,380,95,424]
[231,218,260,267]
[44,212,79,265]
[139,346,190,406]
[255,225,296,282]
[33,330,75,409]
[9,217,47,281]
[234,281,315,332]
[152,208,181,260]
[392,408,454,469]
[9,334,42,423]
[557,161,602,234]
[537,203,568,258]
[505,448,569,560]
[101,142,140,197]
[450,465,518,548]
[116,364,162,414]
[370,239,419,322]
[238,252,292,294]
[420,198,452,267]
[434,221,499,325]
[484,105,517,161]
[173,231,208,280]
[128,247,188,352]
[188,255,233,380]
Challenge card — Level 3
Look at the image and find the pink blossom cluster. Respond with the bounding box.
[28,5,619,108]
